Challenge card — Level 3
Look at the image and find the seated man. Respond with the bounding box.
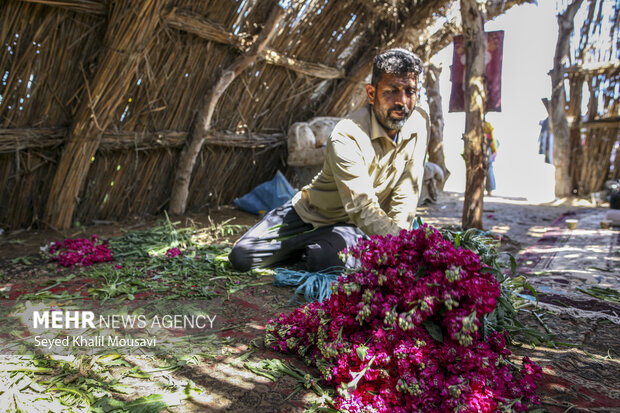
[229,48,430,272]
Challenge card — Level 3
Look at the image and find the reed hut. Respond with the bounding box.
[1,0,456,230]
[549,0,620,197]
[0,0,616,231]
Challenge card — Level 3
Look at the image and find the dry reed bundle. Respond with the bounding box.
[576,72,620,194]
[44,0,167,229]
[20,0,107,16]
[577,126,618,195]
[614,144,620,181]
[100,131,188,151]
[568,74,585,192]
[0,149,59,229]
[0,1,104,128]
[187,145,286,211]
[0,128,65,153]
[0,127,283,152]
[76,148,177,223]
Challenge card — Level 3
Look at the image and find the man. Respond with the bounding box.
[229,48,429,272]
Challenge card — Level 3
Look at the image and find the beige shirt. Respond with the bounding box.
[292,104,429,236]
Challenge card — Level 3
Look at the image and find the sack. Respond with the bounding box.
[233,170,295,215]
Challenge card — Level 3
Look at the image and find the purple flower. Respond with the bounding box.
[265,225,542,412]
[47,235,113,267]
[165,247,182,258]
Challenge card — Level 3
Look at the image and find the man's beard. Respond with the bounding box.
[373,104,411,132]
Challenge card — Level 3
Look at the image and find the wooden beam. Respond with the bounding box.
[415,21,460,61]
[165,8,344,80]
[19,0,106,15]
[261,49,344,79]
[0,128,284,152]
[565,60,620,76]
[0,128,66,153]
[580,117,620,129]
[165,7,248,49]
[486,0,536,18]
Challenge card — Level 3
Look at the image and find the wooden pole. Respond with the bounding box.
[424,62,450,189]
[43,0,165,229]
[165,8,343,80]
[168,5,285,215]
[550,0,584,197]
[460,0,487,229]
[568,73,584,192]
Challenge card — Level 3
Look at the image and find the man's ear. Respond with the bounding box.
[365,84,376,105]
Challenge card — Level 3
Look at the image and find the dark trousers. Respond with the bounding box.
[228,200,366,272]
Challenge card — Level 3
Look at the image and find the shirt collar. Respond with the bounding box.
[370,107,392,142]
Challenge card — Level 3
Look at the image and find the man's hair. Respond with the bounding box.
[371,48,423,86]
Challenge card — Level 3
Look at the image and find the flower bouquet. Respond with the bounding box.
[265,225,542,412]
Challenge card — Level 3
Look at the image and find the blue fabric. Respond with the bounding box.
[273,267,343,304]
[412,217,421,230]
[234,170,295,215]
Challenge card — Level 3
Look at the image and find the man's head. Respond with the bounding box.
[366,48,423,137]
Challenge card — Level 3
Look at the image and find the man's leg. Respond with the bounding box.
[228,200,314,271]
[302,225,366,271]
[228,201,366,272]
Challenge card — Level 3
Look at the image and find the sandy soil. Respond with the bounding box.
[0,191,617,412]
[0,191,602,261]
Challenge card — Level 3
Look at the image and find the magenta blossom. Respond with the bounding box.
[48,234,113,267]
[165,247,182,258]
[265,225,542,412]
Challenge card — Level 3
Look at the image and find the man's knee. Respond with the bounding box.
[228,242,253,272]
[305,242,345,272]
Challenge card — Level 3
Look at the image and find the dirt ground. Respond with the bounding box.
[1,191,618,412]
[0,191,597,260]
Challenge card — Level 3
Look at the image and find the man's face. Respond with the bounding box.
[365,72,418,136]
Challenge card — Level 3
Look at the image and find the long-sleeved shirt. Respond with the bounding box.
[292,104,430,236]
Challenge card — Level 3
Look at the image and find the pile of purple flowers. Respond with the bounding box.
[165,247,182,258]
[48,235,113,267]
[266,225,542,412]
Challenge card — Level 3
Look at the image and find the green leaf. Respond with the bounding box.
[355,345,368,362]
[454,233,461,248]
[509,255,517,275]
[496,296,518,316]
[94,394,167,413]
[480,266,503,282]
[522,282,539,304]
[11,256,32,265]
[415,266,426,281]
[422,320,444,343]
